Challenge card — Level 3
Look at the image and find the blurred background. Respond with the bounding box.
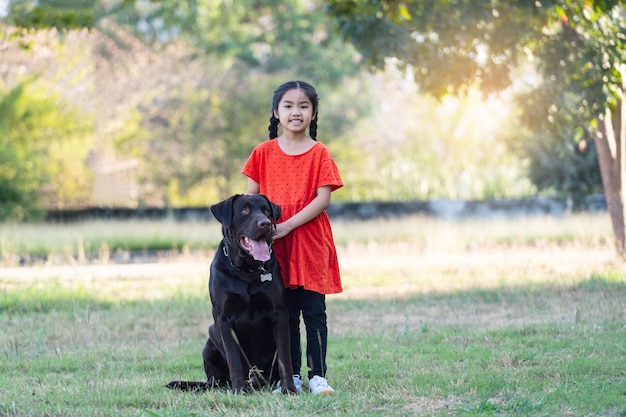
[0,0,614,223]
[2,6,624,416]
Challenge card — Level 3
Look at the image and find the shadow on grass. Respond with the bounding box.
[2,271,623,319]
[0,283,205,315]
[329,270,626,337]
[1,284,116,314]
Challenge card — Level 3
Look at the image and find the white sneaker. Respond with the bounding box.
[272,374,303,394]
[309,375,335,396]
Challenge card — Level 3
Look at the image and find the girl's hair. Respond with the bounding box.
[268,80,319,140]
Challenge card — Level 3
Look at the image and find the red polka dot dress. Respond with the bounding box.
[242,139,343,295]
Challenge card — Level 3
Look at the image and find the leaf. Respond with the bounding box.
[398,4,412,21]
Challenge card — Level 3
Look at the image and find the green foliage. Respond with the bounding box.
[104,0,361,84]
[0,80,53,221]
[98,0,368,204]
[120,63,274,204]
[510,1,623,203]
[0,77,94,221]
[0,85,38,221]
[116,64,362,204]
[4,0,371,208]
[324,0,539,95]
[505,74,604,207]
[324,0,624,199]
[335,77,536,201]
[4,0,617,208]
[6,0,96,31]
[324,0,625,102]
[510,120,602,208]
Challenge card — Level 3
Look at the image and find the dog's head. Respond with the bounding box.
[210,194,281,264]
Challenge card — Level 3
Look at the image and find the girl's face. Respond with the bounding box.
[274,88,316,135]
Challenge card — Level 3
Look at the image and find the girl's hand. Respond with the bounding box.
[272,222,293,240]
[270,186,332,241]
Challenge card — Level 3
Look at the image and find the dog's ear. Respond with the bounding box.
[271,201,281,223]
[260,194,281,223]
[210,195,241,227]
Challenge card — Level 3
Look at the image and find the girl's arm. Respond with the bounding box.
[273,186,331,240]
[247,178,260,194]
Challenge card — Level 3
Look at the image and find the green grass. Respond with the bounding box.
[1,273,624,416]
[0,220,222,263]
[0,214,625,416]
[0,213,613,264]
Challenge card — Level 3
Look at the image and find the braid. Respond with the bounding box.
[268,114,279,139]
[309,118,318,141]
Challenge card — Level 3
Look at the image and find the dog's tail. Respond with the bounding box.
[166,380,211,391]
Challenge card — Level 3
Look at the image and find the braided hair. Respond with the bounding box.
[268,80,319,141]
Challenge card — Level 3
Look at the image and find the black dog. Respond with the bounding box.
[167,194,297,394]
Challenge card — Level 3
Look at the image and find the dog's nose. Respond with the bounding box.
[258,218,271,229]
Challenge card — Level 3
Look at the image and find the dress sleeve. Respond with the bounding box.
[241,146,260,183]
[317,145,343,192]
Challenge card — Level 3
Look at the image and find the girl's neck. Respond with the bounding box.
[277,133,316,156]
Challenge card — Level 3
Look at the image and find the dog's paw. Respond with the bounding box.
[282,386,299,395]
[231,385,250,395]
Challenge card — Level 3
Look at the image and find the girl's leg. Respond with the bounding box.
[285,288,302,376]
[299,289,327,379]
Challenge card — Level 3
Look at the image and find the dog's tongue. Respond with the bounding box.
[241,237,271,262]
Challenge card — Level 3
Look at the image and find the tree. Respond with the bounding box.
[93,0,359,84]
[512,82,603,208]
[101,0,365,203]
[4,0,362,84]
[0,78,94,220]
[325,0,626,254]
[0,23,98,216]
[4,0,367,205]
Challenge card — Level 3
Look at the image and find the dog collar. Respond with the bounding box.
[222,245,273,282]
[256,264,273,282]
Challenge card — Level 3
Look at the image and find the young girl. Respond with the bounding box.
[242,80,343,395]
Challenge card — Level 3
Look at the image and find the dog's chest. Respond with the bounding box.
[222,289,277,323]
[214,274,280,315]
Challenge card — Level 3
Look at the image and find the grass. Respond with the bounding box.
[0,213,625,416]
[0,212,613,264]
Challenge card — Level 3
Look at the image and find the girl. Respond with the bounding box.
[242,80,343,395]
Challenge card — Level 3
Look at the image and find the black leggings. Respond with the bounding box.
[285,287,327,379]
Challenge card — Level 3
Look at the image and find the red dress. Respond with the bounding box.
[242,139,343,294]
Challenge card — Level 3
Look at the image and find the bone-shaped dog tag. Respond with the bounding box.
[260,273,273,282]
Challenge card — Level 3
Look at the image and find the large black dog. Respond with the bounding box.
[167,194,297,394]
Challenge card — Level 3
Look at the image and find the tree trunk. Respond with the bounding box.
[595,90,626,256]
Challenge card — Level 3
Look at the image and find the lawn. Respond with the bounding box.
[0,213,625,416]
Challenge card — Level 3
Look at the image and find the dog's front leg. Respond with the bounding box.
[273,312,297,394]
[216,317,248,393]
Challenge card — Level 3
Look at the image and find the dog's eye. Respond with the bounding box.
[264,209,271,217]
[241,207,250,215]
